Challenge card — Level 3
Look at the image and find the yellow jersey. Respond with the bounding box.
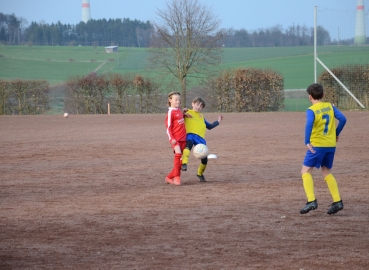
[184,109,207,138]
[308,102,336,147]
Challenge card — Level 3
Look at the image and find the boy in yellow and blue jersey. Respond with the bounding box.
[300,83,346,215]
[181,97,223,182]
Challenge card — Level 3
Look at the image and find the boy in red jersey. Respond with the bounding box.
[300,83,346,215]
[165,92,187,186]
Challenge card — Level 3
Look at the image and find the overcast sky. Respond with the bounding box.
[0,0,366,34]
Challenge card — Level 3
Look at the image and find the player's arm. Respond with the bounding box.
[205,119,219,130]
[305,109,315,153]
[166,111,176,144]
[333,106,346,139]
[183,108,192,118]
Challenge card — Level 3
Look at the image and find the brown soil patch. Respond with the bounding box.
[1,112,368,269]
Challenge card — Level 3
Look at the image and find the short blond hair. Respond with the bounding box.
[168,91,181,107]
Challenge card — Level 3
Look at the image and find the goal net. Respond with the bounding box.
[314,5,369,109]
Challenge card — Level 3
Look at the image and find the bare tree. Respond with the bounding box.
[148,0,223,107]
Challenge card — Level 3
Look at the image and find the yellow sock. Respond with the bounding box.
[197,163,207,176]
[324,174,341,202]
[302,173,315,202]
[182,148,190,165]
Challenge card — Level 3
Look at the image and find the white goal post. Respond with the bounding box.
[314,6,366,109]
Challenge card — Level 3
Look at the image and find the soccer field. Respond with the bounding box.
[1,112,368,269]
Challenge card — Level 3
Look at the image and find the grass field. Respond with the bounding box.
[0,46,314,89]
[0,46,121,85]
[0,45,367,113]
[1,45,367,88]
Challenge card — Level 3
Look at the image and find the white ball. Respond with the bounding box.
[64,113,69,118]
[193,144,209,159]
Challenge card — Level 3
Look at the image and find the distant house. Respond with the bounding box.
[105,46,118,53]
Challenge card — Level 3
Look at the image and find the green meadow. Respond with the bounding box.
[0,45,367,112]
[1,45,367,87]
[0,46,312,89]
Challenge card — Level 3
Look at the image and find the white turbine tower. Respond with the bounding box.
[82,0,91,23]
[354,0,366,44]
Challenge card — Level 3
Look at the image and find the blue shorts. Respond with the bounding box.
[186,133,206,146]
[303,148,335,169]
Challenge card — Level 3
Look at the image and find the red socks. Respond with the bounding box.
[167,153,182,179]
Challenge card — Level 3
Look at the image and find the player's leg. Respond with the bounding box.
[321,153,343,214]
[165,170,174,184]
[301,165,315,201]
[321,153,341,202]
[172,153,182,185]
[300,150,319,214]
[166,145,181,185]
[322,168,341,202]
[173,145,183,185]
[325,177,343,214]
[300,165,318,213]
[181,140,193,171]
[196,157,208,182]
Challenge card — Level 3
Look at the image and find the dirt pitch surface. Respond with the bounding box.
[1,112,368,269]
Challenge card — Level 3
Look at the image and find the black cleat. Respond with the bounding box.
[327,200,343,215]
[197,174,206,182]
[300,200,318,214]
[181,164,187,171]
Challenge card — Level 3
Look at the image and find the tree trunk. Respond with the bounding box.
[181,77,187,108]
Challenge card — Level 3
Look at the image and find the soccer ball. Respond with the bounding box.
[193,144,209,159]
[63,113,69,118]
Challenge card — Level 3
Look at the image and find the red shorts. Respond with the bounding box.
[170,140,186,152]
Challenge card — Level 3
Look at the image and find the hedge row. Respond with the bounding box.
[3,65,365,115]
[206,68,284,112]
[319,64,369,109]
[0,79,50,115]
[64,73,161,114]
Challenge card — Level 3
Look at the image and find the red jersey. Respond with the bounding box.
[165,107,186,142]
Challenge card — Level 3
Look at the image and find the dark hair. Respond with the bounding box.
[192,97,206,108]
[306,83,324,100]
[167,91,181,107]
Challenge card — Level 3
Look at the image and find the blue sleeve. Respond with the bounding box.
[205,119,219,130]
[333,106,346,136]
[305,109,314,145]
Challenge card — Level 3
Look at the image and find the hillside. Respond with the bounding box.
[0,45,316,89]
